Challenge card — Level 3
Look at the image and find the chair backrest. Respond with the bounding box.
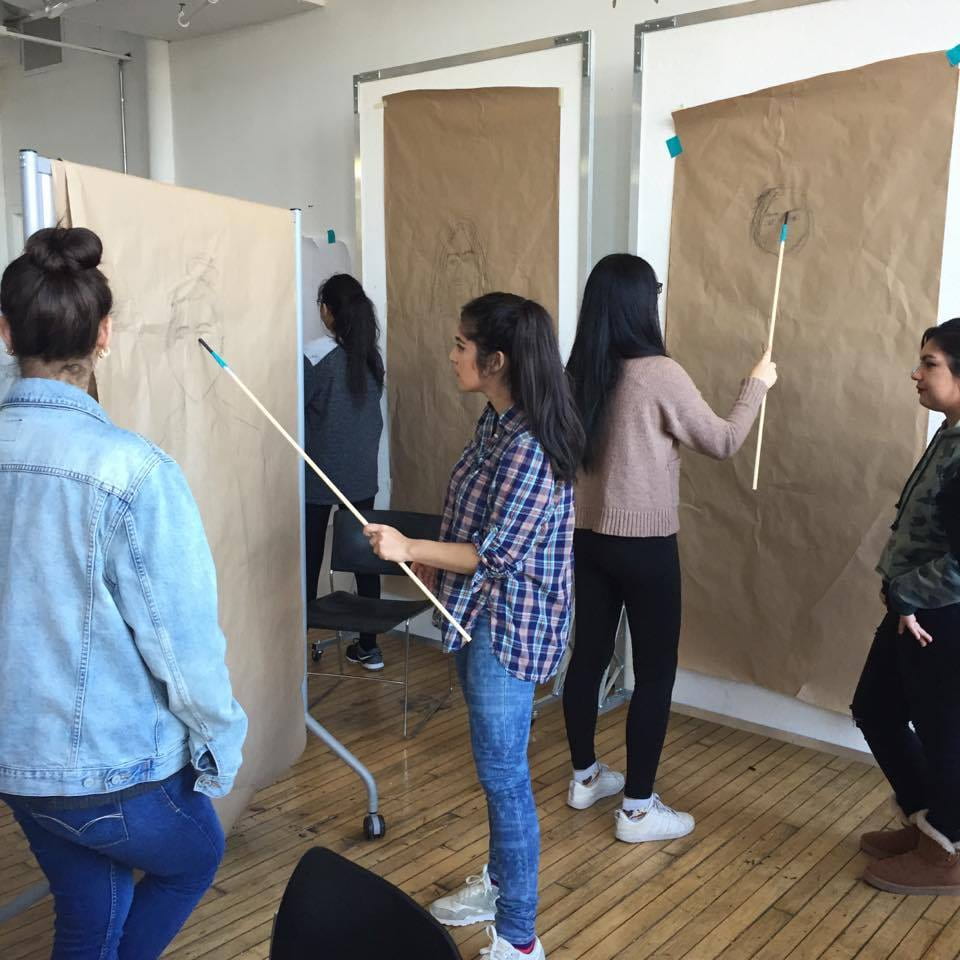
[270,847,462,960]
[331,509,441,576]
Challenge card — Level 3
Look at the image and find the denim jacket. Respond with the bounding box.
[0,378,247,799]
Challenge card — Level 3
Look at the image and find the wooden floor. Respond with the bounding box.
[2,638,960,959]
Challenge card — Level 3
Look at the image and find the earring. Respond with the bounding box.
[4,348,12,357]
[97,346,111,360]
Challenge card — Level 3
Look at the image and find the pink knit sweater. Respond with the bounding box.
[575,356,768,537]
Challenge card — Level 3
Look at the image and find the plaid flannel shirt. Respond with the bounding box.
[433,404,575,682]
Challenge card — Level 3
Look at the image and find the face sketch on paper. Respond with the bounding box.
[167,256,224,404]
[430,221,490,316]
[153,255,259,452]
[751,187,813,256]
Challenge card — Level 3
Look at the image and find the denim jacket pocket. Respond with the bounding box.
[31,803,128,850]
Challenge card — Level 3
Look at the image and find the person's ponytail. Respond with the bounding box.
[319,274,385,400]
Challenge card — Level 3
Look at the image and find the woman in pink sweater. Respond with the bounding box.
[562,254,777,843]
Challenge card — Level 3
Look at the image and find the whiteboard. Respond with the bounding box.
[356,36,593,505]
[301,235,351,344]
[633,0,960,344]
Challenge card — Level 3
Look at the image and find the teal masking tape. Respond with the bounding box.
[948,44,960,67]
[666,135,683,158]
[780,222,789,244]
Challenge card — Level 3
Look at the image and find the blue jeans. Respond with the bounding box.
[455,614,539,945]
[5,768,224,960]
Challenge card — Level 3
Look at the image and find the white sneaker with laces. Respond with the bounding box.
[567,763,625,810]
[429,865,498,927]
[614,794,695,843]
[479,925,546,959]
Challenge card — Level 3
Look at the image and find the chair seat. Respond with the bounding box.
[307,592,433,634]
[271,847,462,958]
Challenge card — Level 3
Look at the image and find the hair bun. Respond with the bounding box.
[25,227,103,274]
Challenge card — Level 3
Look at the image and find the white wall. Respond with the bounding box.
[165,0,878,755]
[168,0,753,253]
[0,19,149,247]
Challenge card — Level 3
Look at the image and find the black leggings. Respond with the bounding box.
[852,606,960,841]
[305,498,380,652]
[563,530,681,800]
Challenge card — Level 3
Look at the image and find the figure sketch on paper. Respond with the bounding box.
[751,187,812,255]
[167,256,224,405]
[430,221,489,316]
[143,256,265,560]
[154,256,259,444]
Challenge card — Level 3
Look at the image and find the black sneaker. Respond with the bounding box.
[345,642,384,671]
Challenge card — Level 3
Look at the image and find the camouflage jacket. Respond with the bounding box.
[877,423,960,615]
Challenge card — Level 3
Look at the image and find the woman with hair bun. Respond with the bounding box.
[0,227,247,959]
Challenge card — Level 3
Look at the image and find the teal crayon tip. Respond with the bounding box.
[779,212,790,244]
[198,337,228,369]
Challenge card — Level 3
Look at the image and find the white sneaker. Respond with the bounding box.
[479,925,546,959]
[567,763,625,810]
[430,865,498,927]
[614,795,695,843]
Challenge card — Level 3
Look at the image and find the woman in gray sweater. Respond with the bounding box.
[562,254,776,843]
[304,274,385,668]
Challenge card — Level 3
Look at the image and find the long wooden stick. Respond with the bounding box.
[198,338,472,644]
[751,213,790,492]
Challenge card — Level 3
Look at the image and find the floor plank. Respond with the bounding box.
[1,639,953,960]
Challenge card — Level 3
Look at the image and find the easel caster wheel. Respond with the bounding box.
[363,813,386,840]
[311,645,323,663]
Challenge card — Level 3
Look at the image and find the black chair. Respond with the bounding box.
[270,847,462,959]
[306,509,452,737]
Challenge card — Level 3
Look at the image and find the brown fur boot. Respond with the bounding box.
[863,813,960,896]
[860,800,923,859]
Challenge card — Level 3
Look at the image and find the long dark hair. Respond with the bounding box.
[922,318,960,376]
[1,227,112,361]
[460,293,584,484]
[566,254,666,469]
[318,274,385,399]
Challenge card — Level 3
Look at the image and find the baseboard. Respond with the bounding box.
[669,700,875,765]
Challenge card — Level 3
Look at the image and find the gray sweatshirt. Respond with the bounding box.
[303,344,383,506]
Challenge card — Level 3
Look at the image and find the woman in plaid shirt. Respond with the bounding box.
[365,292,584,960]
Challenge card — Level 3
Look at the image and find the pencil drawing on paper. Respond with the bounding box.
[168,256,223,403]
[430,221,489,316]
[751,187,813,255]
[153,256,259,448]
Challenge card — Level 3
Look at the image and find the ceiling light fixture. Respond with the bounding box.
[177,0,220,30]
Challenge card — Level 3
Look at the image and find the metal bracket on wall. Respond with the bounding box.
[638,0,831,44]
[353,31,593,114]
[353,70,381,114]
[552,31,591,77]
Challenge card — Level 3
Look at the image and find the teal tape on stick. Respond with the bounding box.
[198,338,228,369]
[666,135,683,158]
[948,44,960,67]
[327,229,336,243]
[780,222,789,244]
